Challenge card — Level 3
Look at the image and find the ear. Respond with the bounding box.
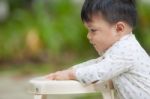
[115,21,125,35]
[111,22,125,37]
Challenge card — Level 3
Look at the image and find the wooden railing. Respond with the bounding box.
[28,77,114,99]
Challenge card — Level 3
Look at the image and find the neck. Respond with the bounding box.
[120,25,133,39]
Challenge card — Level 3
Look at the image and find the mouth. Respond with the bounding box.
[89,41,96,47]
[92,43,96,46]
[92,44,96,47]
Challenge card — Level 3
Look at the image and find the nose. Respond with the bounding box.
[87,32,92,40]
[87,32,93,44]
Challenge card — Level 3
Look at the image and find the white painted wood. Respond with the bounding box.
[28,77,114,99]
[34,95,42,99]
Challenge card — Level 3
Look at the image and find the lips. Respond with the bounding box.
[89,41,96,47]
[93,44,96,47]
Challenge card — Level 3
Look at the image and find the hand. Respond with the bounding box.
[45,68,76,80]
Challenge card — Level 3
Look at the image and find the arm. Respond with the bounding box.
[46,68,76,80]
[72,57,102,69]
[74,54,133,84]
[46,57,101,80]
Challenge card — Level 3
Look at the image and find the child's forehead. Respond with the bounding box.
[86,13,104,22]
[84,21,96,28]
[84,15,110,27]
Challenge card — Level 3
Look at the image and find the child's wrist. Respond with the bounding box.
[68,69,76,80]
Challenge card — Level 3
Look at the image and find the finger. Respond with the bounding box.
[46,76,54,80]
[45,74,55,80]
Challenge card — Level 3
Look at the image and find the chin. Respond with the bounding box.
[95,49,101,54]
[96,49,105,55]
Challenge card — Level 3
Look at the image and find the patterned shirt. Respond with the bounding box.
[73,33,150,99]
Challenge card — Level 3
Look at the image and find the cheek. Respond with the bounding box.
[94,35,105,44]
[94,35,110,48]
[93,30,113,45]
[94,36,105,46]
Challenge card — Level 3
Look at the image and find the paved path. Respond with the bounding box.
[0,75,32,99]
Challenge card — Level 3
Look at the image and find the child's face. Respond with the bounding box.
[84,15,120,54]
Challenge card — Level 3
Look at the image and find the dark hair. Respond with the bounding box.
[81,0,137,28]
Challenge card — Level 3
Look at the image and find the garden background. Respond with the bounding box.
[0,0,150,99]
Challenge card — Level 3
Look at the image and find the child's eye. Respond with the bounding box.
[90,29,97,32]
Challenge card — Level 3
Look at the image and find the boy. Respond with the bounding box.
[46,0,150,99]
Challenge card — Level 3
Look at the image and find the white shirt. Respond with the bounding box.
[73,33,150,99]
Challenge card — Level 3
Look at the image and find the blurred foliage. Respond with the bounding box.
[0,0,150,67]
[0,1,149,99]
[0,0,96,65]
[73,93,102,99]
[135,0,150,53]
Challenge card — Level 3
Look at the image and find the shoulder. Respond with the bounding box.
[104,33,140,60]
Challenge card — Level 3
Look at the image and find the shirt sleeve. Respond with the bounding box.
[74,54,134,85]
[71,58,101,69]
